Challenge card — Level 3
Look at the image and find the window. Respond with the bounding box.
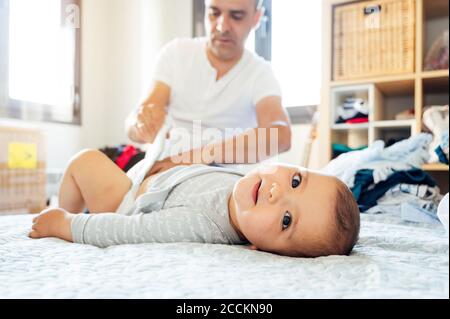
[193,0,322,108]
[271,1,322,108]
[0,0,81,124]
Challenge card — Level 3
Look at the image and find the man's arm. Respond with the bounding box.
[187,96,292,165]
[126,81,171,144]
[254,95,292,153]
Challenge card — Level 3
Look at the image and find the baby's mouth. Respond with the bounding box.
[252,181,262,205]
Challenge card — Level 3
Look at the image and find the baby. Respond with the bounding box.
[29,149,360,258]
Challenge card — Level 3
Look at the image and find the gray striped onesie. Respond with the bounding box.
[70,165,249,248]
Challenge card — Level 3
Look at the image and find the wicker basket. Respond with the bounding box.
[0,126,47,214]
[333,0,416,81]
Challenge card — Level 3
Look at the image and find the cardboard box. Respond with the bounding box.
[0,125,47,214]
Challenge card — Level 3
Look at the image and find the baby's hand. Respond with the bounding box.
[29,208,74,243]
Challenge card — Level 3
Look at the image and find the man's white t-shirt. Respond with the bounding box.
[152,37,282,151]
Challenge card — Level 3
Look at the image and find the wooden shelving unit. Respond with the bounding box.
[421,69,449,79]
[422,163,449,172]
[319,0,449,182]
[330,73,416,88]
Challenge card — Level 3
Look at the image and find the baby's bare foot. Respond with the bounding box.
[29,208,74,242]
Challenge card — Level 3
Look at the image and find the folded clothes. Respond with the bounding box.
[116,145,141,171]
[380,183,441,201]
[332,143,367,158]
[336,112,369,124]
[423,106,449,163]
[336,97,369,124]
[323,133,433,189]
[435,131,449,165]
[345,117,369,124]
[352,169,437,212]
[341,98,369,112]
[99,145,146,172]
[376,183,442,218]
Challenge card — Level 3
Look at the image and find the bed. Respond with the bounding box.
[0,211,448,299]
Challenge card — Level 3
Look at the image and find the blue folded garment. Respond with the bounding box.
[352,169,437,212]
[435,131,449,165]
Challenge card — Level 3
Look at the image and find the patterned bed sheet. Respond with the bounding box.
[0,212,448,298]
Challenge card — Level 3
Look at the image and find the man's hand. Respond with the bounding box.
[134,103,167,144]
[126,81,171,144]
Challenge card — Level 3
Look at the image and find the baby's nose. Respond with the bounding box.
[268,183,281,203]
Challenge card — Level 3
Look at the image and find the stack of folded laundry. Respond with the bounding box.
[423,105,449,164]
[335,97,369,124]
[435,131,449,165]
[323,133,444,225]
[332,143,368,158]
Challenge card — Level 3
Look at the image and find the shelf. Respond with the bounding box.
[321,0,450,179]
[371,120,415,128]
[330,74,417,88]
[332,121,415,131]
[330,71,448,91]
[422,164,449,172]
[332,123,369,131]
[421,69,449,79]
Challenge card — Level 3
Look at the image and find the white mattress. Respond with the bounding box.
[0,212,448,299]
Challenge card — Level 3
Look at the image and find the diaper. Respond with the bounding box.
[115,187,137,216]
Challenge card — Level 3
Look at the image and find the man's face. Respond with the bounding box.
[205,0,262,61]
[231,164,338,256]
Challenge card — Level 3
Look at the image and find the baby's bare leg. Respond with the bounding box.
[59,150,132,213]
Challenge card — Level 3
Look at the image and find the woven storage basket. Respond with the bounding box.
[0,126,47,214]
[333,0,416,81]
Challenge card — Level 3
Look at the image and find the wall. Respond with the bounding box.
[104,0,193,147]
[0,0,194,171]
[0,0,109,171]
[1,0,312,172]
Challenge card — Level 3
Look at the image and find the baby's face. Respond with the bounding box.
[230,164,338,256]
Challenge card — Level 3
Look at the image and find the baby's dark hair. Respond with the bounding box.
[280,176,360,259]
[291,177,360,258]
[330,179,360,256]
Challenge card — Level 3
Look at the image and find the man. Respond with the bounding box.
[125,0,292,174]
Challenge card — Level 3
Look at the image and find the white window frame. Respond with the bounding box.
[0,0,81,125]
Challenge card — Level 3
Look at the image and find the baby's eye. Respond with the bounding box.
[292,173,302,188]
[282,212,292,230]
